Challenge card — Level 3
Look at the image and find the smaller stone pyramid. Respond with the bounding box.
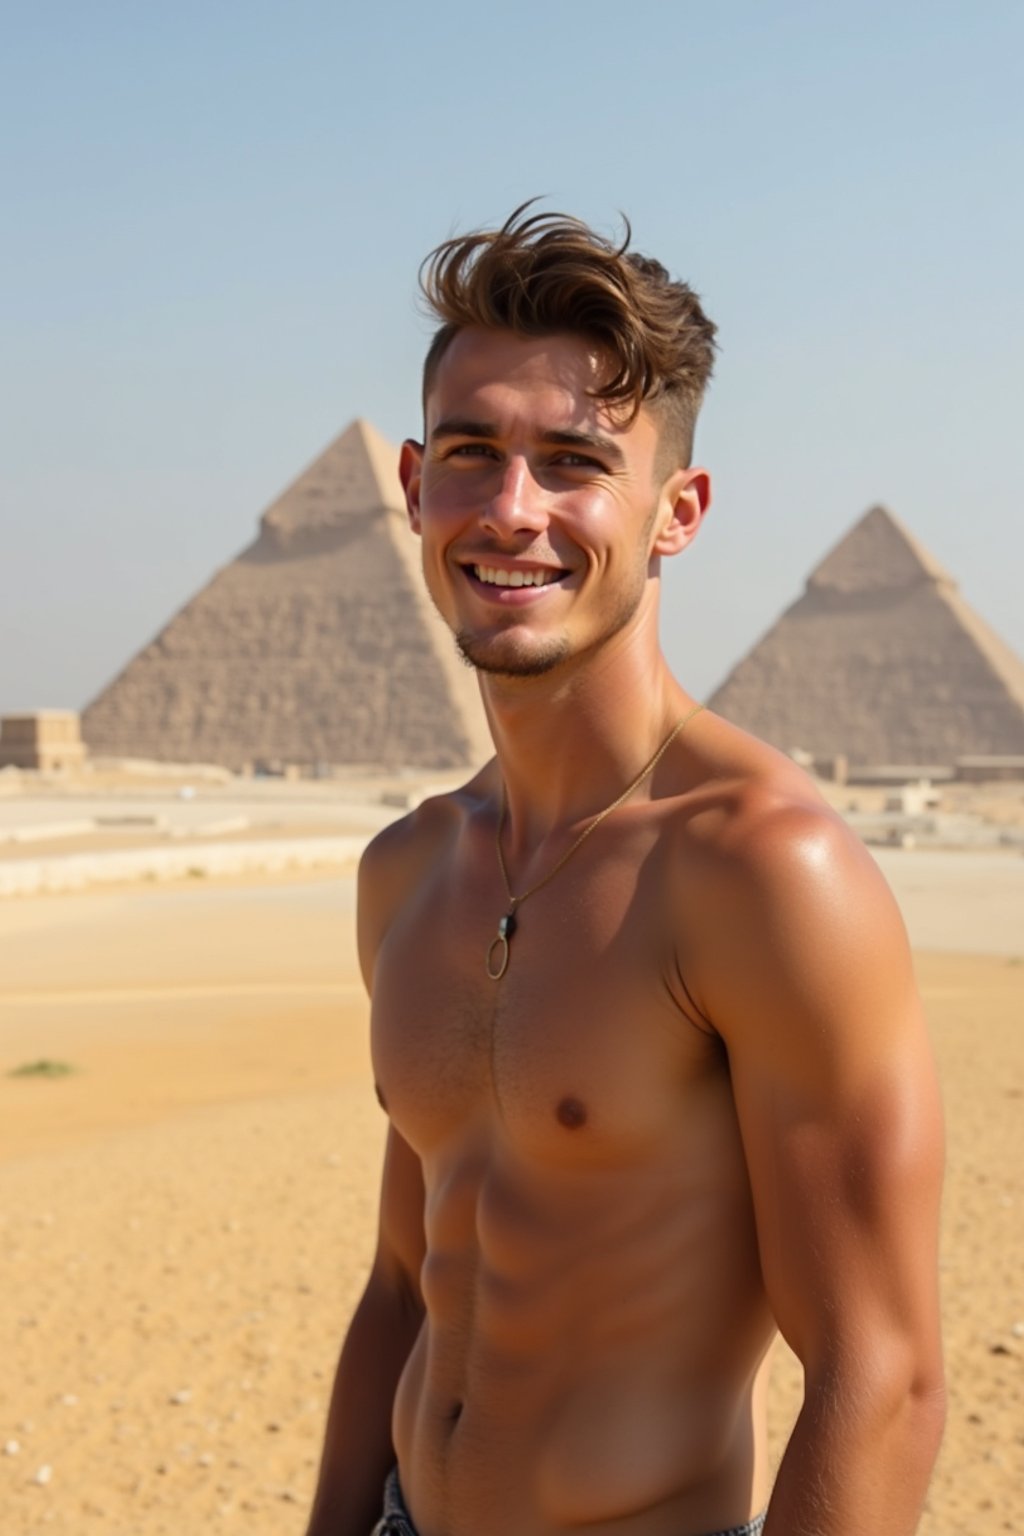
[82,420,492,771]
[707,505,1024,766]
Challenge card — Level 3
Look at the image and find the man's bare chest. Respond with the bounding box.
[369,836,718,1169]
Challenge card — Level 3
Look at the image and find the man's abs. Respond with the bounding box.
[388,1141,775,1536]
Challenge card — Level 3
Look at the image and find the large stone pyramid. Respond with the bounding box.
[82,420,492,771]
[707,505,1024,766]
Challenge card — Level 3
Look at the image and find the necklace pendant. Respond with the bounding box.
[486,909,518,981]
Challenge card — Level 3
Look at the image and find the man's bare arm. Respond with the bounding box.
[305,1125,425,1536]
[696,802,945,1535]
[305,826,428,1536]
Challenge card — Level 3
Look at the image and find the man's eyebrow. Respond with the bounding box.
[429,419,625,465]
[430,417,499,441]
[539,429,624,464]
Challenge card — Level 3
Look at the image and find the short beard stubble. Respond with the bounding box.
[453,629,572,677]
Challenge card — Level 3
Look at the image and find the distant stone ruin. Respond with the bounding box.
[708,505,1024,768]
[0,711,86,772]
[82,421,491,772]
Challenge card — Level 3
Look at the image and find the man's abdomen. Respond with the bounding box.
[391,1164,775,1536]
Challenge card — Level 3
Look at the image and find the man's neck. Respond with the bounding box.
[479,626,695,853]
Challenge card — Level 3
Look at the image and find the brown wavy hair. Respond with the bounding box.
[420,203,717,466]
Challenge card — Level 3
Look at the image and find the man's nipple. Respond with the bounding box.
[555,1096,588,1130]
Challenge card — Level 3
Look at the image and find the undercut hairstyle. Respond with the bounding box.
[420,202,717,468]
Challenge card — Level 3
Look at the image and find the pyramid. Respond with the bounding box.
[82,420,492,771]
[707,505,1024,767]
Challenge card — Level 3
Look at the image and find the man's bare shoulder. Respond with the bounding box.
[360,762,496,883]
[676,715,910,1033]
[680,712,848,865]
[356,762,496,989]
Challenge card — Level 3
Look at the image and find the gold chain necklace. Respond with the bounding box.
[486,703,704,981]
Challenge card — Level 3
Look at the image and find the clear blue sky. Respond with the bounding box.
[2,1,1022,715]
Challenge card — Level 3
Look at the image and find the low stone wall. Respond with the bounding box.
[0,835,369,898]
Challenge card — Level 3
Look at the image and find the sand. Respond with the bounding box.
[1,872,1022,1535]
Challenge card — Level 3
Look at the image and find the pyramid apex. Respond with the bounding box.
[259,417,405,551]
[707,502,1024,765]
[347,415,395,453]
[807,504,954,595]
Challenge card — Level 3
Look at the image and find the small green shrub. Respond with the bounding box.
[8,1059,76,1079]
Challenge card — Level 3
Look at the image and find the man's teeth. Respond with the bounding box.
[474,566,560,588]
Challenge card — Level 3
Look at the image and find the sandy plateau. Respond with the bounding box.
[0,780,1022,1534]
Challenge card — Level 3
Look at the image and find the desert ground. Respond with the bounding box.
[1,824,1022,1534]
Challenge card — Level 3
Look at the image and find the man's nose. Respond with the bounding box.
[481,457,548,538]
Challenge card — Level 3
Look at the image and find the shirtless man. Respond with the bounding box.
[305,207,945,1536]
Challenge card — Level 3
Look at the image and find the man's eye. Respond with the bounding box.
[554,453,602,469]
[449,442,497,459]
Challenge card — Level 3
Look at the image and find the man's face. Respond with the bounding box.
[400,328,706,681]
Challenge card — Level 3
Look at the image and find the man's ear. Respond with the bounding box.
[399,439,424,534]
[651,467,712,557]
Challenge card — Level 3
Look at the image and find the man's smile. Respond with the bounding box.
[458,560,572,602]
[472,564,566,589]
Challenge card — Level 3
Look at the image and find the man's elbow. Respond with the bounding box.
[869,1340,947,1473]
[890,1324,946,1429]
[905,1360,947,1467]
[808,1333,946,1458]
